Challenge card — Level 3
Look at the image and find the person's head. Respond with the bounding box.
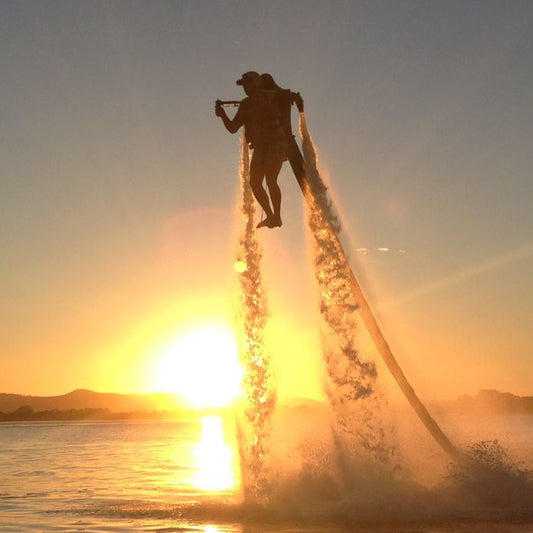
[260,73,283,91]
[236,71,261,96]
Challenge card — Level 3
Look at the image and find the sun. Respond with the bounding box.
[153,324,242,409]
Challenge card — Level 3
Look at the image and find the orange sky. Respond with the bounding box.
[2,2,532,402]
[4,200,531,402]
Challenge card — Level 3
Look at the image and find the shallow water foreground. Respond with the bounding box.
[0,416,532,532]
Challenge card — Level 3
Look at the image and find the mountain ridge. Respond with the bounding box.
[0,389,186,413]
[1,388,531,417]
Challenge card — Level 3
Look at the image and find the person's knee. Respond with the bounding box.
[266,175,280,190]
[249,164,262,182]
[250,175,264,192]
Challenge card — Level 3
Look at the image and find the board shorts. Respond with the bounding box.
[251,137,289,164]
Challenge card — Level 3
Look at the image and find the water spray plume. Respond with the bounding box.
[233,105,465,509]
[297,112,465,465]
[299,113,391,470]
[235,135,276,504]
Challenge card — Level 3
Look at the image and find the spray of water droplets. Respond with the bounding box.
[235,136,276,503]
[299,113,392,466]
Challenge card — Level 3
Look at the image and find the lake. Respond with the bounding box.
[0,413,532,532]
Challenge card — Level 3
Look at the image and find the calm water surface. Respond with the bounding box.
[0,418,242,532]
[0,415,532,532]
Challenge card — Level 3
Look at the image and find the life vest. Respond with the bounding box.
[244,90,286,148]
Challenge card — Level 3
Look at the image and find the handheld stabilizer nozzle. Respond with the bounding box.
[215,99,241,117]
[216,99,241,107]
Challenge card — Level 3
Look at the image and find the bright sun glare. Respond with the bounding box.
[154,325,242,409]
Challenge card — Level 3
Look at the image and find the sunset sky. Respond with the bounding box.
[2,1,532,401]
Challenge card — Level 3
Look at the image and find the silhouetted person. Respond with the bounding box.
[259,74,306,193]
[215,71,303,228]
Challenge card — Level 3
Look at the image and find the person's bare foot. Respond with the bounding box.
[268,215,282,228]
[256,217,272,229]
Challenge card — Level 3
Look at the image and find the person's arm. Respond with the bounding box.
[215,99,246,133]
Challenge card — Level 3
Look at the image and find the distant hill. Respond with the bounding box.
[0,389,186,414]
[0,389,323,420]
[456,389,533,414]
[1,389,531,421]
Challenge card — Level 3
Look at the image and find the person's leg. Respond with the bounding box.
[264,141,287,227]
[250,149,273,223]
[265,157,284,227]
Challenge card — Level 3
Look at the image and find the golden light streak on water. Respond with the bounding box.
[194,416,239,492]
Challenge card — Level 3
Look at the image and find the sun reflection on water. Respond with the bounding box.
[194,416,239,492]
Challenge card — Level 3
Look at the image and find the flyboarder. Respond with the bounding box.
[215,71,304,228]
[259,73,307,195]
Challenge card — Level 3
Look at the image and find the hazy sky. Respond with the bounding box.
[2,1,532,399]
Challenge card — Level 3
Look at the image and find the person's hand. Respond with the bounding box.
[294,92,304,112]
[215,100,224,117]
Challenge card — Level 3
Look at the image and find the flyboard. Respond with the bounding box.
[219,100,465,464]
